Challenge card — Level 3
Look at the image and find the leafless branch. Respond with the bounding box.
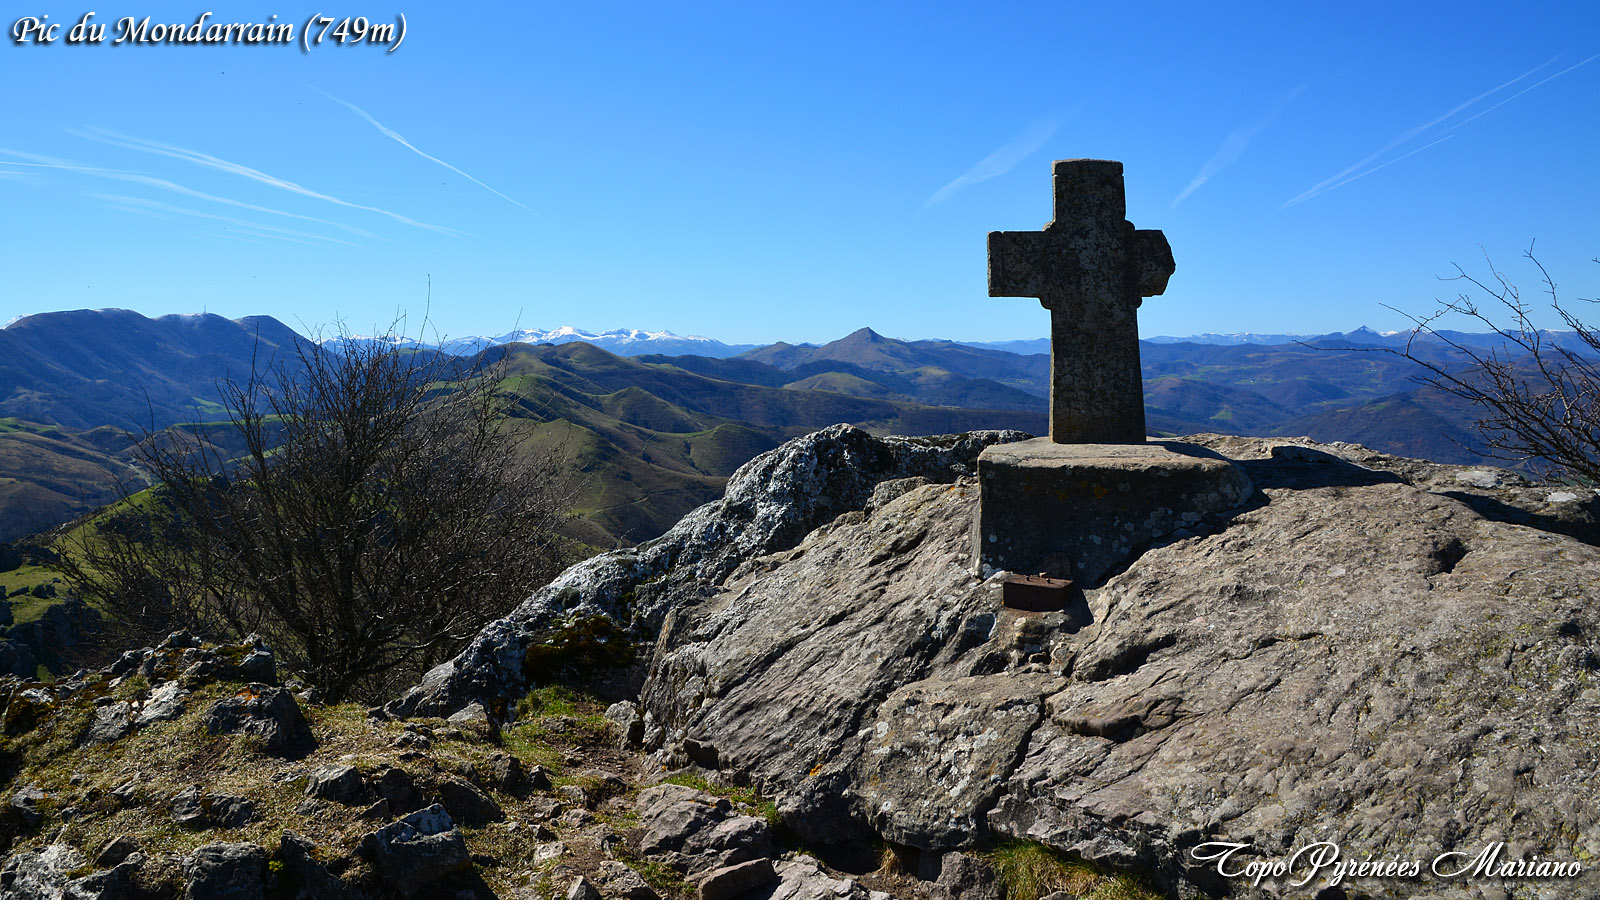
[1378,247,1600,484]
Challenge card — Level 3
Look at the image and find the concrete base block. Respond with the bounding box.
[974,439,1253,584]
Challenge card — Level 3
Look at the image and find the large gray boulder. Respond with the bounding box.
[0,843,143,900]
[202,684,313,758]
[634,783,774,876]
[0,639,36,679]
[632,433,1600,898]
[182,842,267,900]
[82,701,133,746]
[0,844,83,899]
[388,425,1027,718]
[358,804,469,896]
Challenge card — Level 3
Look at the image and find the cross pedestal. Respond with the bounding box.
[973,160,1251,588]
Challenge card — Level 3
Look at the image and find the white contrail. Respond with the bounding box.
[106,172,376,237]
[316,88,533,212]
[1,148,377,237]
[1173,84,1308,208]
[925,116,1061,207]
[1305,135,1455,197]
[0,148,99,168]
[1284,59,1557,208]
[92,193,362,248]
[1448,50,1600,133]
[77,128,455,233]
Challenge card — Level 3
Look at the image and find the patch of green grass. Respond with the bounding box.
[612,848,693,899]
[0,418,60,436]
[499,725,567,773]
[0,563,65,624]
[982,840,1164,900]
[517,684,584,718]
[508,683,616,753]
[661,772,781,827]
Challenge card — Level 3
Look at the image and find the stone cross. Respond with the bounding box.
[988,159,1175,443]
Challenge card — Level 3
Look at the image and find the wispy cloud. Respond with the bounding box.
[107,173,377,237]
[76,128,455,233]
[0,148,98,168]
[1,148,376,241]
[1284,54,1597,208]
[0,149,376,239]
[925,116,1060,207]
[0,151,130,178]
[1173,84,1307,208]
[92,193,362,248]
[1448,50,1600,133]
[1295,135,1456,199]
[316,88,533,212]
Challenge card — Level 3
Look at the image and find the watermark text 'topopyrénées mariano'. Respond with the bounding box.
[1192,841,1582,889]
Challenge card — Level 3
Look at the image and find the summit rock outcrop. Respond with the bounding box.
[405,426,1600,898]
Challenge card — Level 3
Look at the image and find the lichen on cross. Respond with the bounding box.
[988,159,1175,443]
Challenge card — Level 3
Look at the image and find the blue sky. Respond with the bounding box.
[3,1,1597,344]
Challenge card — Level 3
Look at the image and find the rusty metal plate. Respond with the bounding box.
[1003,574,1074,612]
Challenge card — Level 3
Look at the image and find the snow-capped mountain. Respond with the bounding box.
[1145,331,1321,345]
[320,327,759,359]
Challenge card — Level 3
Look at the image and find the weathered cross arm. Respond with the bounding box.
[988,228,1174,310]
[987,231,1054,304]
[1130,230,1175,302]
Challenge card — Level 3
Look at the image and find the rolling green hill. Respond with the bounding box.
[479,342,1046,545]
[0,309,1562,549]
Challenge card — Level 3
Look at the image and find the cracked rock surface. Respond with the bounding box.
[632,432,1600,899]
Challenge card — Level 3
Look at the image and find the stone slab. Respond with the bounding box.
[973,439,1251,584]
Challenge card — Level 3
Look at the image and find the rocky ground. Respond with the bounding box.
[6,425,1600,900]
[0,633,1142,900]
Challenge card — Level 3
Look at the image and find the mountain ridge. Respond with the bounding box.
[0,307,1580,544]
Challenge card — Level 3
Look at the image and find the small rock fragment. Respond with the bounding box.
[95,834,143,868]
[446,701,497,740]
[83,701,133,745]
[534,841,567,864]
[697,858,778,900]
[10,784,47,828]
[375,766,423,815]
[567,875,601,900]
[525,765,555,792]
[137,681,188,725]
[305,764,366,805]
[202,684,314,758]
[606,701,645,750]
[599,861,659,900]
[171,786,207,828]
[486,752,525,794]
[438,776,504,826]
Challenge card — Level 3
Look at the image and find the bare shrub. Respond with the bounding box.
[1391,248,1600,484]
[57,330,577,702]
